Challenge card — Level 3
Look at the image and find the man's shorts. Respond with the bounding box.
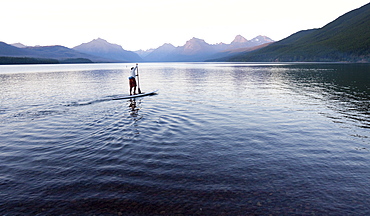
[129,77,137,88]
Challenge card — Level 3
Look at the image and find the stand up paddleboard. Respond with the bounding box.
[112,90,158,100]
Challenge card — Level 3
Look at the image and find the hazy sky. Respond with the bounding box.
[1,0,368,51]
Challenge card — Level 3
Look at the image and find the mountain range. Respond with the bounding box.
[142,35,274,62]
[0,2,369,64]
[73,38,142,62]
[0,35,273,64]
[0,41,114,64]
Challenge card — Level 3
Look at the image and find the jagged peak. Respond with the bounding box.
[75,38,124,51]
[91,38,110,44]
[187,37,207,43]
[11,43,27,48]
[161,43,176,47]
[232,35,248,44]
[156,43,176,51]
[251,35,274,42]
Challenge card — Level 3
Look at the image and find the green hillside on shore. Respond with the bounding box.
[226,3,370,62]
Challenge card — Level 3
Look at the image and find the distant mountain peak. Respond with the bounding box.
[161,43,176,48]
[11,43,27,48]
[251,35,274,43]
[185,37,209,47]
[183,37,211,54]
[73,38,142,62]
[232,35,248,44]
[154,43,176,52]
[92,38,108,43]
[142,43,177,61]
[187,37,207,43]
[79,38,120,49]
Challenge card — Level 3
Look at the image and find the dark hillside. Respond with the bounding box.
[228,3,370,62]
[0,42,31,56]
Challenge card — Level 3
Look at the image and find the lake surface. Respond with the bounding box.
[0,63,369,215]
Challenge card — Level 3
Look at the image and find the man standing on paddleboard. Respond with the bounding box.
[129,64,138,95]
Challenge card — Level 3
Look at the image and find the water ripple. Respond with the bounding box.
[1,63,369,215]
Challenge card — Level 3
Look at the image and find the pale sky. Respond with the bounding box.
[1,0,368,51]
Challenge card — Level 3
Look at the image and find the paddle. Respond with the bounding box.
[136,63,142,94]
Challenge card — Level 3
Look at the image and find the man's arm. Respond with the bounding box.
[135,64,138,76]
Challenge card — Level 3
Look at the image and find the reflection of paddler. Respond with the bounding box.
[129,99,136,111]
[129,64,138,95]
[129,99,139,118]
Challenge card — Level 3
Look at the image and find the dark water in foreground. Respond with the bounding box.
[0,63,369,215]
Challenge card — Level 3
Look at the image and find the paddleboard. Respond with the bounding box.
[112,90,158,100]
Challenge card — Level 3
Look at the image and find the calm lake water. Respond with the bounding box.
[0,63,369,215]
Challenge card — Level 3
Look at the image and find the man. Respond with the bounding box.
[129,64,138,95]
